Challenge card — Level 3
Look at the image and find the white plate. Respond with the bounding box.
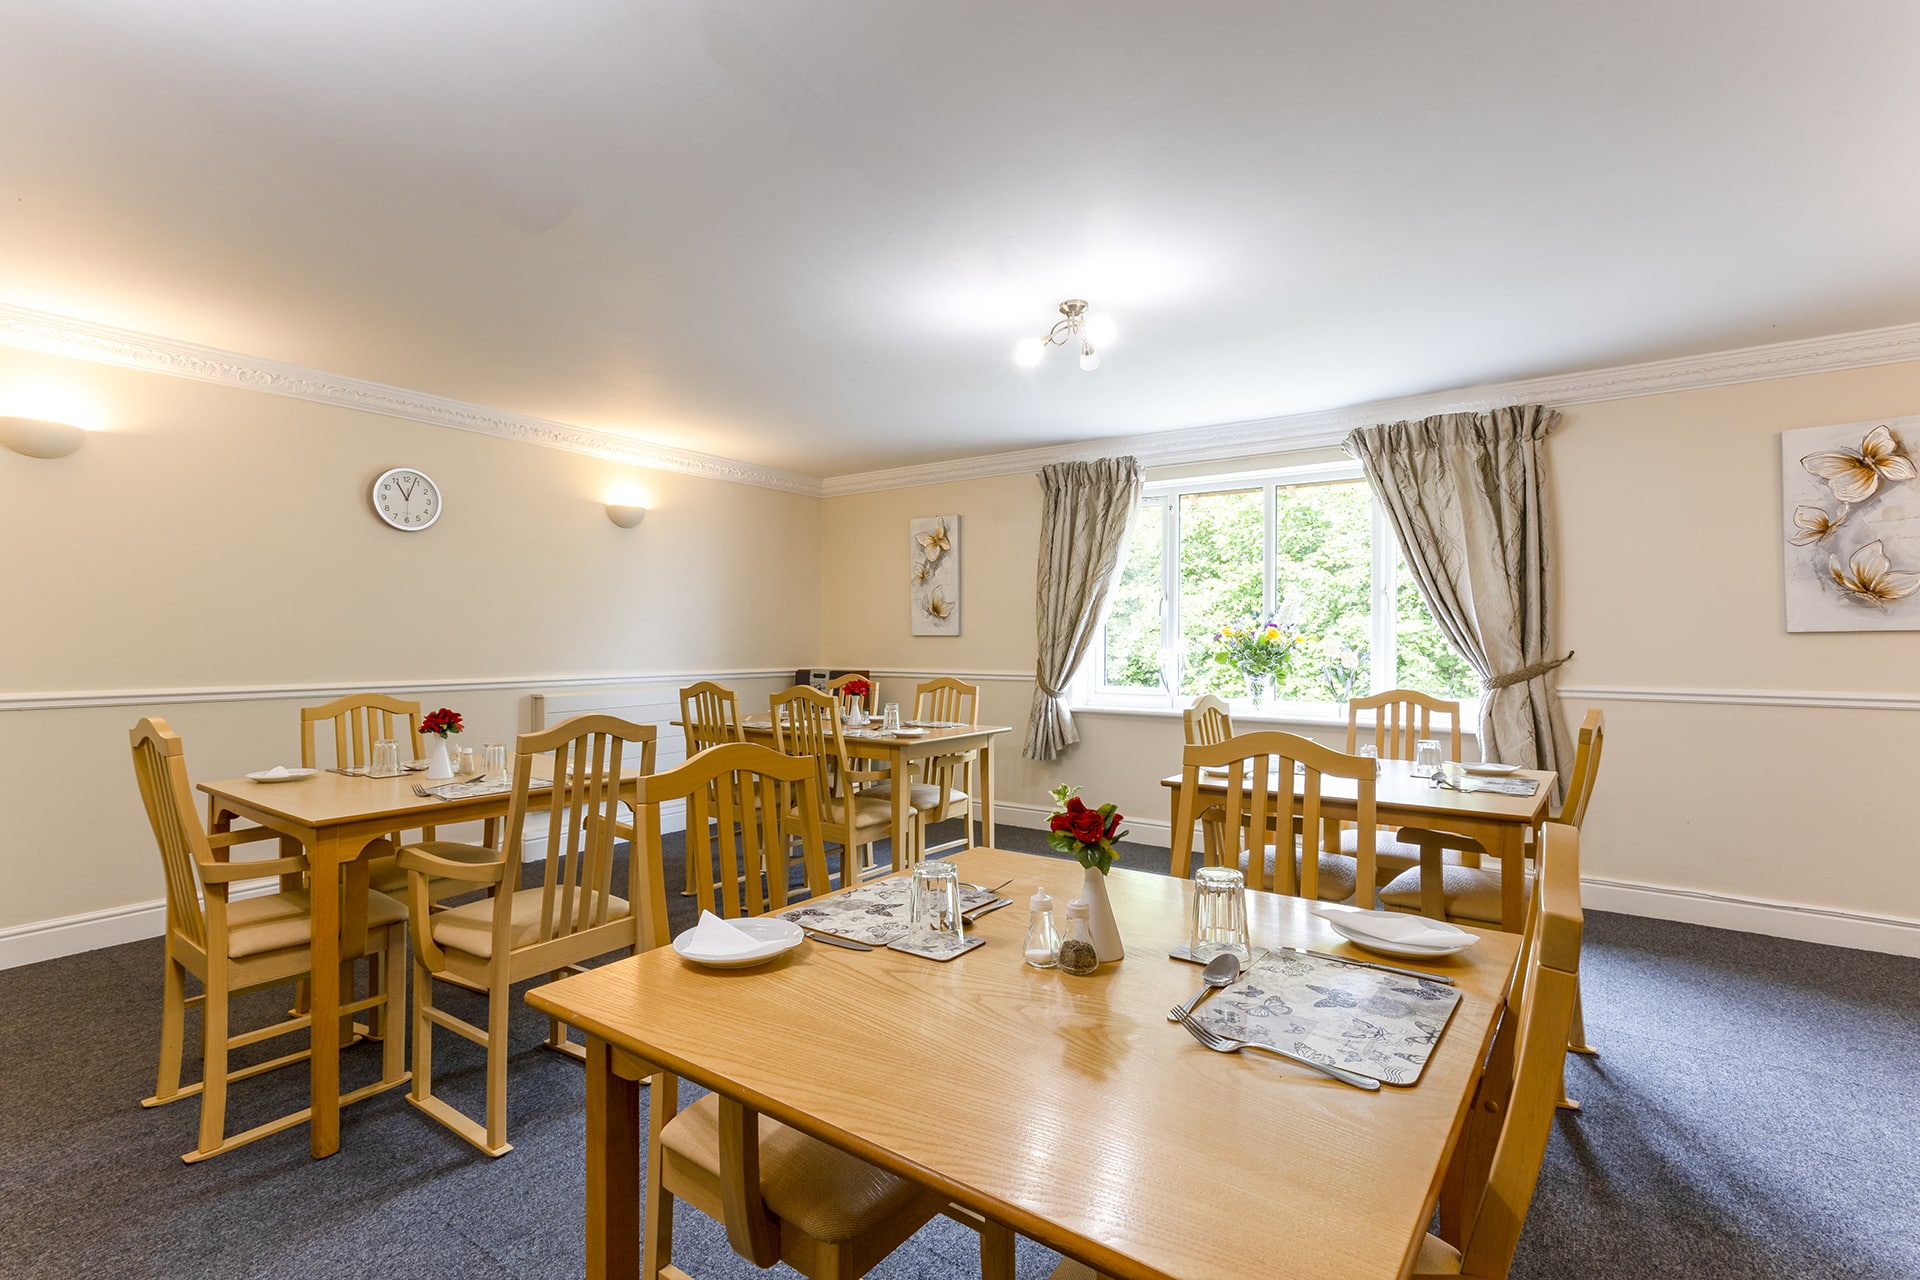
[672,917,804,968]
[247,768,317,783]
[403,760,431,772]
[882,727,930,737]
[1325,915,1478,959]
[1462,761,1521,776]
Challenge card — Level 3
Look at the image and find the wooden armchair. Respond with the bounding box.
[629,742,1011,1280]
[397,713,657,1156]
[1169,730,1377,902]
[131,717,406,1162]
[1414,822,1584,1278]
[1343,689,1464,880]
[868,676,980,862]
[773,685,916,886]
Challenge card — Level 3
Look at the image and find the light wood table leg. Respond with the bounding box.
[586,1037,640,1280]
[979,739,997,847]
[1495,825,1527,937]
[889,747,912,871]
[308,831,345,1158]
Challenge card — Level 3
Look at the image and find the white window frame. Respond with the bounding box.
[1077,461,1477,724]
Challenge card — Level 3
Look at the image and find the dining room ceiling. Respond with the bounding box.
[3,2,1918,478]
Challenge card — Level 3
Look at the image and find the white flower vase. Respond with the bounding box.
[1081,865,1124,964]
[425,737,455,779]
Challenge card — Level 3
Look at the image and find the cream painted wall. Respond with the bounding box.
[820,365,1920,946]
[0,344,820,934]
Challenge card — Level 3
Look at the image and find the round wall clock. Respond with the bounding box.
[371,467,442,531]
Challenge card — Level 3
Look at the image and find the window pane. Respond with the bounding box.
[1394,553,1481,699]
[1177,489,1265,698]
[1273,480,1373,703]
[1101,500,1165,689]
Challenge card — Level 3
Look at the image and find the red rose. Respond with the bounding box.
[1047,810,1074,834]
[1068,805,1105,844]
[1103,809,1125,840]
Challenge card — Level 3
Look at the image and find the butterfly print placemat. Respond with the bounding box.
[778,875,998,946]
[1192,951,1463,1085]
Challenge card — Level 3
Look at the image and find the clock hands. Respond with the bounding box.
[398,475,416,503]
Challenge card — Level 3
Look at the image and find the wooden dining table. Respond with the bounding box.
[529,846,1524,1280]
[1162,758,1555,931]
[733,716,1009,863]
[198,762,639,1159]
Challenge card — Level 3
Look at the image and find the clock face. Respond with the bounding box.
[372,468,442,531]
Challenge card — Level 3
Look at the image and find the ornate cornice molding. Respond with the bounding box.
[821,321,1920,495]
[0,303,823,496]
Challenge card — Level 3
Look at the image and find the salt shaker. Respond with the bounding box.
[1056,899,1100,976]
[1023,887,1060,969]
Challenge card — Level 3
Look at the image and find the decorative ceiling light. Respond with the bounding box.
[1015,300,1115,372]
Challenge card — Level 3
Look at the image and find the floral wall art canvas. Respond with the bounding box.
[910,514,960,635]
[1781,416,1920,631]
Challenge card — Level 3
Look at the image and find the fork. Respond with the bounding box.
[1172,1008,1380,1090]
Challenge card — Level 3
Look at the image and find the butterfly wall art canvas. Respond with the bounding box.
[910,514,960,636]
[1781,417,1920,631]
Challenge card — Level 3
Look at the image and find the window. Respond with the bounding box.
[1086,465,1479,716]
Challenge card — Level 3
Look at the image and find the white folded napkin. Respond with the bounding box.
[1312,905,1471,947]
[260,765,291,779]
[688,910,760,957]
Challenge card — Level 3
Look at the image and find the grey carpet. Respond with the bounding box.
[2,822,1915,1279]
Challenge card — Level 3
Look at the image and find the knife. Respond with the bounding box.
[1279,944,1455,986]
[804,929,874,951]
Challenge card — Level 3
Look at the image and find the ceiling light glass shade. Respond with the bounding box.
[1084,315,1117,346]
[1014,337,1046,367]
[1079,344,1101,372]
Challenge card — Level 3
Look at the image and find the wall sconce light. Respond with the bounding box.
[605,503,648,529]
[0,416,86,459]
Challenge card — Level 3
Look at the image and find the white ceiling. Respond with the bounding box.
[4,2,1919,477]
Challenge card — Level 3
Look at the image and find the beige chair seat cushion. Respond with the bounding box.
[662,1092,939,1244]
[866,780,968,813]
[430,887,631,960]
[1242,846,1359,903]
[1338,827,1419,879]
[227,889,405,959]
[833,792,915,831]
[1378,864,1533,926]
[1414,1231,1463,1274]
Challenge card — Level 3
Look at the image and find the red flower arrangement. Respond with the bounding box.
[420,707,464,739]
[840,677,872,698]
[1045,784,1127,875]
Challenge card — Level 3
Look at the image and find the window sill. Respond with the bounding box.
[1068,698,1481,738]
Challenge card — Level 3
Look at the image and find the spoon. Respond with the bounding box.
[1167,951,1241,1022]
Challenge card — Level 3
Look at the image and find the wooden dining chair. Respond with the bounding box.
[395,713,657,1156]
[1180,695,1235,873]
[1168,730,1377,903]
[868,676,980,861]
[828,672,880,715]
[1377,709,1605,1106]
[627,742,1013,1280]
[1341,688,1464,879]
[772,685,916,887]
[678,681,748,898]
[131,717,407,1163]
[1411,822,1584,1278]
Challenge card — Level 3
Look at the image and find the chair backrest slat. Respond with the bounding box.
[914,677,978,726]
[299,692,423,770]
[679,682,745,753]
[129,718,211,950]
[770,686,853,814]
[1345,689,1461,763]
[632,742,831,947]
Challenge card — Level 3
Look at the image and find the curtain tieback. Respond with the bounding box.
[1485,650,1573,690]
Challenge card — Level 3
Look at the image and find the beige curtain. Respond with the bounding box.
[1343,406,1574,794]
[1025,456,1145,761]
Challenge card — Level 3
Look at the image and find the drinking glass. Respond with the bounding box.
[1413,739,1442,778]
[369,740,401,778]
[1357,744,1378,759]
[1189,866,1251,964]
[882,702,902,732]
[482,743,508,783]
[908,861,963,941]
